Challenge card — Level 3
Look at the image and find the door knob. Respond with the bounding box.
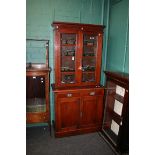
[89,92,95,96]
[78,66,82,70]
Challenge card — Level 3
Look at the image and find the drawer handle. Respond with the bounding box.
[67,93,72,97]
[90,92,95,96]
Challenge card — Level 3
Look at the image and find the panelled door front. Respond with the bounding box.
[57,97,80,131]
[80,96,98,127]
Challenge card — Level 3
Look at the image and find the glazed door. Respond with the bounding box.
[54,28,80,87]
[26,72,50,123]
[26,75,46,113]
[80,32,103,85]
[57,97,80,131]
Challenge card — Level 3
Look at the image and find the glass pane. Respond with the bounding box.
[82,73,95,82]
[102,81,125,145]
[61,73,75,84]
[61,46,75,72]
[82,57,96,71]
[82,34,97,82]
[26,76,46,113]
[61,34,76,45]
[83,35,97,47]
[60,33,76,84]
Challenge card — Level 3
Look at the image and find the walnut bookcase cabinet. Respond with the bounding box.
[52,22,105,137]
[102,71,129,153]
[26,39,50,125]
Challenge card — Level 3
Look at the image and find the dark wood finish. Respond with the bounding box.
[54,87,104,137]
[80,96,98,127]
[52,84,104,92]
[52,22,105,31]
[55,126,102,138]
[26,38,51,125]
[52,22,105,88]
[26,69,50,124]
[56,97,80,131]
[52,22,105,137]
[102,71,129,153]
[104,71,129,86]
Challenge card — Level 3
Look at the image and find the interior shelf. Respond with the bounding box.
[61,71,75,74]
[61,44,76,47]
[102,71,129,153]
[103,128,118,146]
[26,98,46,113]
[62,55,75,57]
[114,94,124,103]
[82,71,95,73]
[83,56,95,58]
[106,107,122,125]
[106,91,124,103]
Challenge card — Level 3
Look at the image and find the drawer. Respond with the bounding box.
[81,88,104,96]
[57,92,80,98]
[81,89,96,96]
[26,114,48,123]
[95,89,104,95]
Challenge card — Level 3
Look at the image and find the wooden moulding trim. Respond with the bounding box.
[26,68,51,72]
[51,84,104,92]
[52,21,106,29]
[104,71,129,83]
[55,126,102,138]
[100,130,119,150]
[26,38,50,41]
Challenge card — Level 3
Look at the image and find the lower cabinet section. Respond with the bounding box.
[26,70,50,124]
[54,87,104,137]
[26,113,49,123]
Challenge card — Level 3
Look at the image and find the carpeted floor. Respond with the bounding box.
[26,126,117,155]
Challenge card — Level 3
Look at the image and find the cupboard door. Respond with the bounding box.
[26,76,46,113]
[56,97,80,131]
[80,96,98,127]
[81,32,103,85]
[54,29,81,87]
[26,72,50,123]
[80,95,104,127]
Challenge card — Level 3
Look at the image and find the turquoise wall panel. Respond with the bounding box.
[81,0,103,24]
[26,41,46,63]
[124,28,129,73]
[106,0,129,73]
[26,0,51,39]
[53,0,81,22]
[100,0,110,85]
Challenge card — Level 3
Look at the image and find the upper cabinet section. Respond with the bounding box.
[52,22,105,88]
